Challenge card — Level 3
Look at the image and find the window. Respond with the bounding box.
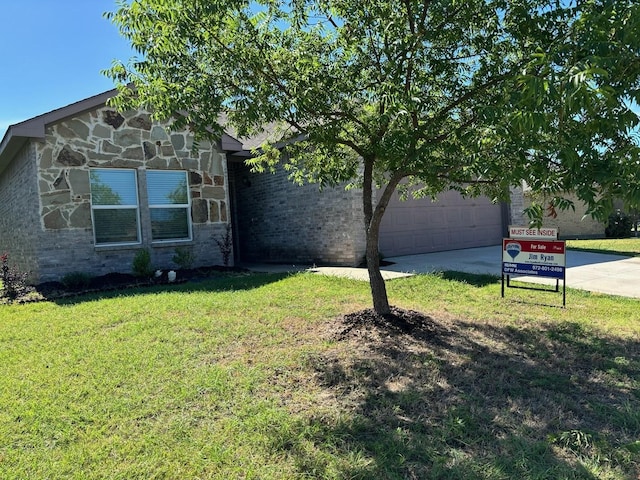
[89,168,192,246]
[89,169,141,245]
[146,170,192,242]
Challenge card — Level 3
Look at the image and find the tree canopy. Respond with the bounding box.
[106,0,640,315]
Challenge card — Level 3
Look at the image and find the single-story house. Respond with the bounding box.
[0,89,593,284]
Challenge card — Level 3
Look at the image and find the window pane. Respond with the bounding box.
[90,169,138,206]
[147,171,188,205]
[150,208,189,240]
[93,209,139,244]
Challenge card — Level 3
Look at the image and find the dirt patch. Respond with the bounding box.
[331,306,453,343]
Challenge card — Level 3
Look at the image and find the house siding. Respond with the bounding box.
[1,106,232,284]
[229,160,366,266]
[0,142,41,281]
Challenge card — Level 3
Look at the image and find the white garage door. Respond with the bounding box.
[379,190,504,257]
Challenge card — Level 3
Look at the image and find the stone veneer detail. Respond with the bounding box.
[0,106,234,283]
[37,107,228,232]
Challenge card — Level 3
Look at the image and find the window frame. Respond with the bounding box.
[146,169,193,244]
[89,168,142,247]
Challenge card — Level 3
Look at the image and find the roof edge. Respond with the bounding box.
[0,89,118,172]
[0,88,255,174]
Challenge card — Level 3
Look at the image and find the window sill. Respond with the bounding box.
[150,239,194,249]
[94,239,194,252]
[95,242,143,252]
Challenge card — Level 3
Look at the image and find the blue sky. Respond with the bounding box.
[1,2,637,142]
[0,1,134,138]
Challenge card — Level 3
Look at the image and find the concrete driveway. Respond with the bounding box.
[304,245,640,299]
[383,245,640,299]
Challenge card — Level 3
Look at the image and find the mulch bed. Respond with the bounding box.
[4,266,248,303]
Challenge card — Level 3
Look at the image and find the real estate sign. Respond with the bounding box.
[502,239,566,279]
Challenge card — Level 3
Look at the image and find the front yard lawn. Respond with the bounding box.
[567,237,640,257]
[1,272,638,479]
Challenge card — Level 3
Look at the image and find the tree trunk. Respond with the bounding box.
[362,159,406,316]
[366,217,391,315]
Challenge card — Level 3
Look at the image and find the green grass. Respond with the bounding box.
[1,272,639,479]
[567,237,640,257]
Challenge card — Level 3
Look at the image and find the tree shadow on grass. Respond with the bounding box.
[438,271,500,288]
[278,314,640,479]
[38,271,293,306]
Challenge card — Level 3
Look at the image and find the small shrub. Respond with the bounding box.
[61,271,92,290]
[605,210,633,238]
[1,253,28,301]
[214,224,233,267]
[172,247,195,270]
[132,248,154,278]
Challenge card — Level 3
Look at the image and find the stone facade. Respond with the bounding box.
[229,160,366,266]
[1,106,232,283]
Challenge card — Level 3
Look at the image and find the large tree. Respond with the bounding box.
[106,0,640,315]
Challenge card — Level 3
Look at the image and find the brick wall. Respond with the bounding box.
[229,160,366,266]
[0,142,42,281]
[508,185,525,227]
[33,222,230,282]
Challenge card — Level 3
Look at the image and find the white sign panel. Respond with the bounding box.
[502,239,566,279]
[509,226,558,240]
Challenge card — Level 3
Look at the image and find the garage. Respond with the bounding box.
[378,190,506,257]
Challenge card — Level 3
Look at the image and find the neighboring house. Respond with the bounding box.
[511,188,607,239]
[1,89,530,284]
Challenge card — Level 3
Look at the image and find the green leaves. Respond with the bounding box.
[104,0,640,226]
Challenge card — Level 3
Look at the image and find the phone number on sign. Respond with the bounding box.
[531,265,564,273]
